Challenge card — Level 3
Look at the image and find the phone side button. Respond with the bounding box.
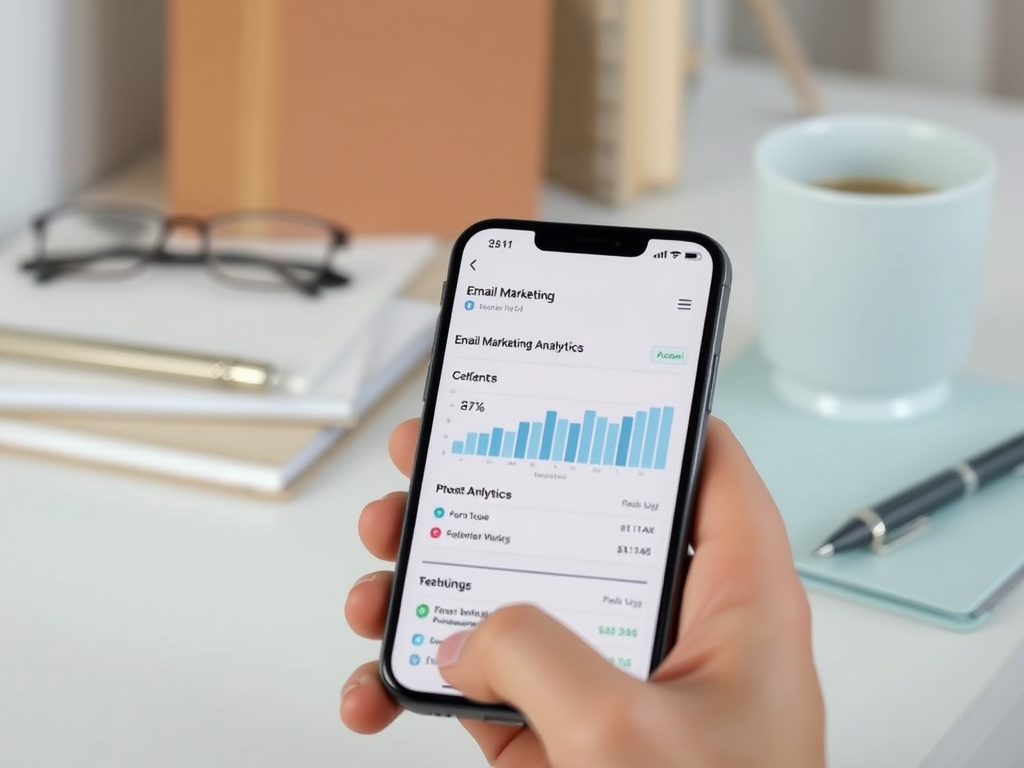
[705,354,720,413]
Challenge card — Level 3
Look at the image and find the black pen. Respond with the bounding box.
[813,431,1024,557]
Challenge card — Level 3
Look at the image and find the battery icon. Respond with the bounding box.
[685,252,701,260]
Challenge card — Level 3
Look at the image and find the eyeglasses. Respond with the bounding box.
[20,203,351,297]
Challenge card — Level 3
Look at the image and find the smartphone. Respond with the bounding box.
[380,219,731,721]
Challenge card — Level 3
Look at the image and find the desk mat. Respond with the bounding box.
[713,347,1024,631]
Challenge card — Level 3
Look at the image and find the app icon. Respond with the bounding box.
[433,507,445,518]
[412,633,425,646]
[416,603,430,618]
[430,527,442,539]
[409,654,421,666]
[464,300,475,311]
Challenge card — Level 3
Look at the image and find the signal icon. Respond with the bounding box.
[653,250,668,259]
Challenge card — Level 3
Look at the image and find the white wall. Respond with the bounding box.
[0,0,165,241]
[722,0,1023,100]
[871,0,992,92]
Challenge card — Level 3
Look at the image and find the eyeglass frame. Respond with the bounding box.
[21,202,351,297]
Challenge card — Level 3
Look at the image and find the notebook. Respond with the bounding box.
[0,244,438,422]
[0,298,435,496]
[713,346,1024,631]
[0,232,438,394]
[546,0,687,203]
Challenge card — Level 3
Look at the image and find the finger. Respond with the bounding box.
[358,491,406,561]
[344,571,394,639]
[692,418,792,559]
[677,417,807,632]
[459,720,547,767]
[437,605,638,755]
[339,661,402,734]
[388,418,420,478]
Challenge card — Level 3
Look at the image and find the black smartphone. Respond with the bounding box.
[380,219,731,721]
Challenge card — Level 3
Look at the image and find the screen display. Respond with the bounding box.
[389,227,717,695]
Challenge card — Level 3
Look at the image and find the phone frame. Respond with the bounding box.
[380,218,731,721]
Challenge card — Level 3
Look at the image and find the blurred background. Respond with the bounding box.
[3,0,1023,243]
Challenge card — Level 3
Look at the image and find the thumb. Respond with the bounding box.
[437,604,639,743]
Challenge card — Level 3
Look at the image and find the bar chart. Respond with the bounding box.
[450,406,675,470]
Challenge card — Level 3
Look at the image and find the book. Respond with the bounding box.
[0,298,435,496]
[0,239,438,422]
[0,231,438,394]
[546,0,687,204]
[714,346,1024,631]
[167,0,552,235]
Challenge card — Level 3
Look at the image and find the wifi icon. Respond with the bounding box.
[671,251,681,259]
[653,250,668,259]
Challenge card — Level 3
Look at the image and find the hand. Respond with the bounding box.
[342,417,826,768]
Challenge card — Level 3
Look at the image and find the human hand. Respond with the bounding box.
[342,417,826,768]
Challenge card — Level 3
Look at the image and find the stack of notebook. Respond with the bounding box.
[0,231,441,497]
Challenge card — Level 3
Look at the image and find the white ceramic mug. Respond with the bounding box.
[754,115,995,421]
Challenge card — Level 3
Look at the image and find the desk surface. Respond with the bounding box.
[4,61,1024,768]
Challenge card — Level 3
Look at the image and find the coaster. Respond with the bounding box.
[713,346,1024,631]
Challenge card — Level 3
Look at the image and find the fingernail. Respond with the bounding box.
[341,674,367,700]
[353,572,377,587]
[437,630,472,669]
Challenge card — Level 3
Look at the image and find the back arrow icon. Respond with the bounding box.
[470,259,477,271]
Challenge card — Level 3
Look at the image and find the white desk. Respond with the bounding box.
[3,61,1024,768]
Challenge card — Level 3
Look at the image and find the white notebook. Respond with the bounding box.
[0,236,438,421]
[0,233,438,394]
[0,297,436,424]
[0,298,436,495]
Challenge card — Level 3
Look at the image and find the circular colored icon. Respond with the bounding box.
[416,603,430,618]
[412,633,425,646]
[409,654,421,666]
[430,527,442,538]
[433,507,445,518]
[464,300,475,311]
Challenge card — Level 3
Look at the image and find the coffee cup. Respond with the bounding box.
[754,115,995,421]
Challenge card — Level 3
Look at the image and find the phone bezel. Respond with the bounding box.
[379,218,731,721]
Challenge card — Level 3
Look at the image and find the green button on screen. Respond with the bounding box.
[651,347,687,364]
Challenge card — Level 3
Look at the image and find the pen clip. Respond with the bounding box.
[850,509,930,555]
[874,515,930,555]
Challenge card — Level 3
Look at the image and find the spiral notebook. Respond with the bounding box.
[714,347,1024,631]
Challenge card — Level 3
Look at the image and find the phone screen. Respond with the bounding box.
[386,224,725,699]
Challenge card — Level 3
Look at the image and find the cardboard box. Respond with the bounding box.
[168,0,551,235]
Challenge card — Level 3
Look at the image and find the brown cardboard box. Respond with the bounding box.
[168,0,551,235]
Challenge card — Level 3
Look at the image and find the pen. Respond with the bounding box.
[0,326,281,392]
[813,431,1024,557]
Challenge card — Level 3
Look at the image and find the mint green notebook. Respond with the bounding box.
[714,347,1024,631]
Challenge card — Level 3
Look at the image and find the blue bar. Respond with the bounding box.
[453,440,464,455]
[465,433,478,454]
[654,407,674,470]
[514,422,530,458]
[552,419,569,462]
[501,432,515,458]
[527,422,543,459]
[603,424,620,466]
[590,417,608,464]
[641,408,661,469]
[488,428,503,457]
[578,411,596,465]
[476,433,489,456]
[539,410,557,460]
[627,411,647,467]
[615,416,634,466]
[565,422,582,462]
